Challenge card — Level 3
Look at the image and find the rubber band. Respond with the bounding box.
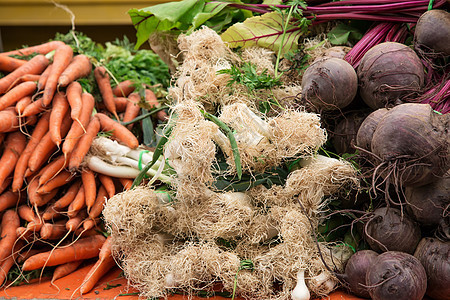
[428,0,435,10]
[138,150,150,171]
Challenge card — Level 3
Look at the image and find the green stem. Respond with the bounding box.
[274,4,297,78]
[121,106,169,126]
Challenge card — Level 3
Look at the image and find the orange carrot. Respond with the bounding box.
[68,185,86,218]
[16,227,36,242]
[123,92,141,130]
[12,111,50,191]
[114,96,128,112]
[112,80,135,97]
[98,174,115,199]
[38,155,68,187]
[0,209,20,262]
[62,92,95,158]
[49,92,70,147]
[0,55,27,72]
[66,210,88,232]
[51,180,82,210]
[0,241,25,284]
[96,113,139,149]
[119,178,133,191]
[58,54,92,87]
[38,64,52,91]
[94,66,118,120]
[40,219,68,240]
[145,89,168,121]
[68,116,100,170]
[0,54,49,94]
[18,205,39,223]
[15,95,32,115]
[25,114,38,126]
[0,190,20,212]
[0,177,11,195]
[37,170,73,194]
[7,74,40,92]
[18,247,47,263]
[88,185,108,219]
[42,205,63,222]
[42,44,73,106]
[52,260,83,283]
[81,219,98,232]
[21,97,46,117]
[81,169,97,211]
[0,41,65,57]
[0,81,37,111]
[0,107,19,132]
[22,234,106,271]
[66,81,82,122]
[0,131,27,188]
[28,177,59,207]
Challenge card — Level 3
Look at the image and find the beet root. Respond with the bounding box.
[332,110,369,154]
[414,9,450,57]
[356,108,389,152]
[343,250,379,298]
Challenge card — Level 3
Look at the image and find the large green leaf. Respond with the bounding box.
[220,12,302,55]
[327,23,364,45]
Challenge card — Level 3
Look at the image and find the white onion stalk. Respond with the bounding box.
[291,269,310,300]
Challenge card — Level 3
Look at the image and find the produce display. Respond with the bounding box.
[0,0,449,300]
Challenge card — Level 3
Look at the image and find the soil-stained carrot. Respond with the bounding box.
[40,219,68,240]
[38,64,52,91]
[0,107,19,132]
[0,241,25,284]
[123,92,141,130]
[0,81,37,111]
[0,131,27,188]
[0,55,26,72]
[88,185,108,219]
[69,117,100,170]
[28,111,72,172]
[22,234,106,271]
[51,180,82,210]
[68,185,86,218]
[81,169,97,211]
[0,41,65,57]
[0,209,20,262]
[38,155,68,186]
[112,79,135,97]
[52,260,83,283]
[119,178,133,191]
[62,92,95,158]
[94,66,118,120]
[145,89,168,121]
[37,170,73,194]
[42,44,73,106]
[7,74,40,92]
[58,54,92,87]
[15,95,32,115]
[0,55,49,94]
[66,81,82,122]
[21,97,46,117]
[0,190,20,212]
[49,92,70,147]
[98,174,115,199]
[114,97,128,112]
[96,113,139,149]
[12,111,50,191]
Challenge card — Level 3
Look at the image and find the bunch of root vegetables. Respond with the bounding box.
[0,38,169,294]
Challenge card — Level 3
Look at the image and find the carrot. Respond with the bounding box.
[68,116,100,170]
[123,92,141,130]
[80,237,115,294]
[38,64,52,91]
[25,114,38,126]
[42,205,63,222]
[0,41,65,57]
[12,111,50,191]
[18,205,39,223]
[0,177,12,195]
[28,110,72,172]
[58,55,92,87]
[22,234,106,271]
[38,155,68,187]
[88,185,108,220]
[81,219,98,232]
[67,185,85,218]
[94,66,118,120]
[7,74,40,92]
[81,169,97,211]
[17,248,45,264]
[114,96,128,112]
[98,174,115,199]
[145,89,168,122]
[0,107,19,133]
[51,180,82,210]
[21,97,46,118]
[0,55,49,94]
[15,95,32,115]
[119,178,133,191]
[0,81,37,111]
[49,92,70,147]
[0,55,26,72]
[40,220,68,240]
[112,80,135,97]
[66,210,88,232]
[0,241,25,284]
[96,113,139,149]
[0,210,20,262]
[66,81,82,122]
[0,133,5,146]
[37,170,73,194]
[62,92,95,158]
[42,44,73,106]
[16,227,36,242]
[52,260,83,283]
[0,131,27,188]
[28,177,59,207]
[0,191,20,212]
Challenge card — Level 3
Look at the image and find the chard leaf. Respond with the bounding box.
[328,23,363,45]
[263,0,283,4]
[221,12,302,55]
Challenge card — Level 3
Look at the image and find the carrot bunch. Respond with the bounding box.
[0,39,167,295]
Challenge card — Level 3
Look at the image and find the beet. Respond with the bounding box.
[358,42,425,109]
[301,57,358,111]
[366,251,427,300]
[343,250,379,298]
[356,108,388,152]
[365,207,421,254]
[332,111,369,154]
[414,238,450,300]
[414,10,450,57]
[405,177,450,226]
[371,103,449,187]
